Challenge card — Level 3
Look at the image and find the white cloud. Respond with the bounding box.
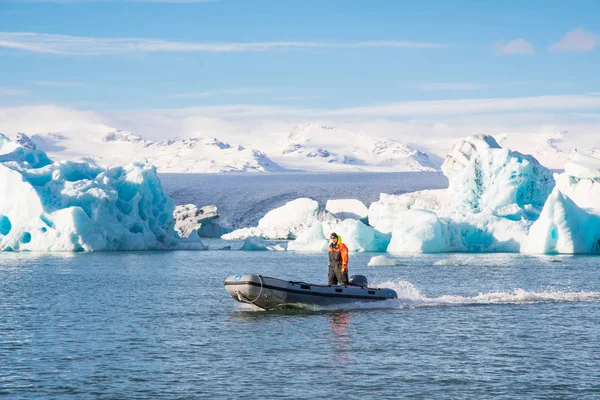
[494,38,534,55]
[166,95,600,119]
[172,88,271,98]
[0,87,30,96]
[413,82,483,91]
[550,28,599,52]
[29,80,86,87]
[0,32,447,55]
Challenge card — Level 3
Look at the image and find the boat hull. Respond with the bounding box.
[224,274,397,310]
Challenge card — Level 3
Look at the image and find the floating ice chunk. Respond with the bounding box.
[222,227,263,240]
[433,256,474,266]
[387,209,444,253]
[442,134,554,215]
[0,134,205,251]
[368,190,446,234]
[367,255,401,266]
[524,190,600,254]
[378,135,554,253]
[325,199,368,220]
[174,204,232,238]
[323,219,390,252]
[240,236,286,251]
[287,223,328,252]
[174,204,218,238]
[223,197,337,240]
[524,152,600,254]
[257,198,336,239]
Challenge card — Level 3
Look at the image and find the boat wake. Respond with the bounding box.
[235,279,600,312]
[375,279,600,309]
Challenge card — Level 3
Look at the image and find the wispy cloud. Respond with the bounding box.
[550,28,599,52]
[0,32,448,55]
[0,87,30,96]
[172,88,271,98]
[494,38,534,55]
[413,82,483,91]
[28,80,86,87]
[169,95,600,119]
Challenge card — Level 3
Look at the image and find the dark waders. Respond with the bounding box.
[328,245,348,285]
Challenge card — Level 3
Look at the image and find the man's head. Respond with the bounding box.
[330,232,338,243]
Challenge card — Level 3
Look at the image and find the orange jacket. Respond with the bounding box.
[328,242,349,270]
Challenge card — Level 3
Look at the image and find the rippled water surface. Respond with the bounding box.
[2,251,600,399]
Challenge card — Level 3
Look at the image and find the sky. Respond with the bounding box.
[0,0,599,144]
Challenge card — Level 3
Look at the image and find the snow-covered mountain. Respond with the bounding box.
[497,130,600,170]
[272,124,438,172]
[6,122,439,173]
[21,128,287,173]
[3,103,598,173]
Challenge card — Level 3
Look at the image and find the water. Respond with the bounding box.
[2,251,600,399]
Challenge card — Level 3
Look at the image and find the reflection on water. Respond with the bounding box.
[327,311,353,365]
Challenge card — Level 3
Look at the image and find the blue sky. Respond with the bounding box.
[0,0,599,113]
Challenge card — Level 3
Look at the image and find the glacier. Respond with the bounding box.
[0,134,205,251]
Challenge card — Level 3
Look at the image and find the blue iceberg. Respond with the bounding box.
[0,134,204,251]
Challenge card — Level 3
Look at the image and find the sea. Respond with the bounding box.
[2,172,600,399]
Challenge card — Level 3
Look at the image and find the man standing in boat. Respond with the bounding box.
[328,232,349,285]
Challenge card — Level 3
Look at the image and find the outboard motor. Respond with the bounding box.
[349,275,368,287]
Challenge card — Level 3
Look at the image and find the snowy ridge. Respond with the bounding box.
[22,129,287,173]
[276,124,438,172]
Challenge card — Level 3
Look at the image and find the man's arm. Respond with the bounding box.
[340,244,349,272]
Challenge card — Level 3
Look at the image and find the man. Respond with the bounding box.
[328,232,349,285]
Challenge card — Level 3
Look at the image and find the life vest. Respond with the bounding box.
[328,235,349,269]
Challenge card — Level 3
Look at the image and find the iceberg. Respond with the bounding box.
[0,134,204,251]
[325,199,368,221]
[525,152,600,254]
[174,204,232,238]
[387,209,444,253]
[368,190,446,234]
[240,236,286,251]
[287,223,328,252]
[367,255,401,266]
[374,135,555,253]
[289,218,390,252]
[323,218,390,252]
[223,198,338,240]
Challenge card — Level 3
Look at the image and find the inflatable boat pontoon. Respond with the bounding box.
[224,274,397,310]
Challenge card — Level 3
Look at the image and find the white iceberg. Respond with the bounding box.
[323,218,390,252]
[287,223,329,252]
[368,190,447,234]
[387,209,445,253]
[240,236,286,251]
[325,199,368,220]
[367,255,401,266]
[223,197,338,240]
[525,152,600,254]
[0,134,204,251]
[375,135,555,253]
